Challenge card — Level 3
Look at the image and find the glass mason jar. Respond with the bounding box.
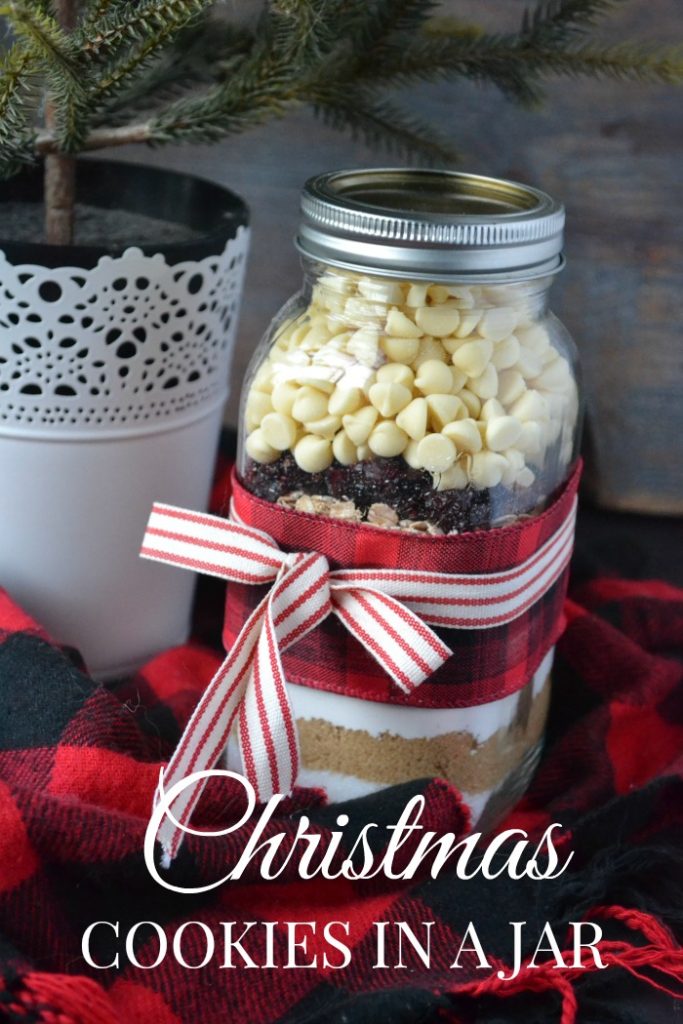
[235,170,581,827]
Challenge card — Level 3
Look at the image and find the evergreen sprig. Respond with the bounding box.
[0,0,681,176]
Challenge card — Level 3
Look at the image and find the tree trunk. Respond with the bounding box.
[44,0,77,245]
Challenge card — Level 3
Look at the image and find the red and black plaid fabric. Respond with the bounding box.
[226,462,581,708]
[0,464,681,1024]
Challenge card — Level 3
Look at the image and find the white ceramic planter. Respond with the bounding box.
[0,162,249,678]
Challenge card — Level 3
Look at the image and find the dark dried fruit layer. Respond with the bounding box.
[241,454,555,533]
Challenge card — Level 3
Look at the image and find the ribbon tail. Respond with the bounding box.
[237,615,300,802]
[155,595,269,863]
[332,586,452,693]
[238,551,334,800]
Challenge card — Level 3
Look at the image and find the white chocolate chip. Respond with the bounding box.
[412,337,448,367]
[480,398,506,422]
[451,339,493,378]
[245,390,274,431]
[386,308,422,338]
[260,412,298,451]
[516,420,544,457]
[441,335,465,355]
[342,405,379,445]
[516,346,543,379]
[271,380,300,416]
[446,286,475,308]
[449,367,468,393]
[517,324,551,355]
[510,389,549,423]
[344,296,387,323]
[285,322,312,348]
[478,306,518,342]
[347,326,381,367]
[306,414,342,439]
[486,415,523,452]
[301,322,332,350]
[435,462,468,491]
[275,349,310,368]
[442,417,482,454]
[357,443,372,461]
[369,381,412,417]
[376,362,415,389]
[417,433,457,473]
[491,335,521,370]
[291,386,329,423]
[396,397,428,440]
[368,421,409,458]
[293,435,333,474]
[426,393,464,430]
[246,428,280,464]
[415,359,453,395]
[357,277,404,304]
[405,283,429,307]
[517,467,536,488]
[455,309,483,338]
[415,304,461,338]
[459,389,482,418]
[468,363,498,400]
[404,439,423,469]
[501,449,525,488]
[497,369,526,406]
[328,386,364,417]
[506,447,526,472]
[332,430,358,466]
[314,345,356,371]
[294,367,340,392]
[380,335,420,364]
[427,285,450,304]
[470,451,507,489]
[319,271,355,295]
[532,357,572,392]
[252,363,274,392]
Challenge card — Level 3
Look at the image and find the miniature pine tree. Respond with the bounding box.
[0,0,681,244]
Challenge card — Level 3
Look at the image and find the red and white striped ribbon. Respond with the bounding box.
[140,495,577,862]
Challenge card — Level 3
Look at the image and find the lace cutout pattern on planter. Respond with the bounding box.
[0,229,249,431]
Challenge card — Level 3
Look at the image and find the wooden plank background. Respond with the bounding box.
[115,0,683,512]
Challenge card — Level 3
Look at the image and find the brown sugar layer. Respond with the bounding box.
[297,675,551,795]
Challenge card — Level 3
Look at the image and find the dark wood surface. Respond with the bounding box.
[110,0,682,515]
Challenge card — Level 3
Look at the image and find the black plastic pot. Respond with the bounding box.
[0,158,249,266]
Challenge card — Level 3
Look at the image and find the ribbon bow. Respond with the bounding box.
[141,496,576,862]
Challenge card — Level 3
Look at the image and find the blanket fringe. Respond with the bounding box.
[453,905,683,1024]
[0,972,118,1024]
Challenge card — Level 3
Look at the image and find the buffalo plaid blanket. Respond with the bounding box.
[0,460,681,1024]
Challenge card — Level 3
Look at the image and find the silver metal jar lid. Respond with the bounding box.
[297,168,565,282]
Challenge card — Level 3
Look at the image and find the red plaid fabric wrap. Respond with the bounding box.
[226,460,582,710]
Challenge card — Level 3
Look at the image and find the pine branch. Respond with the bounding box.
[386,20,683,103]
[77,0,212,63]
[311,87,457,164]
[0,1,77,74]
[528,42,683,83]
[346,0,439,51]
[263,0,343,65]
[521,0,629,45]
[147,54,292,144]
[0,46,39,175]
[0,0,89,151]
[88,19,250,123]
[350,32,544,105]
